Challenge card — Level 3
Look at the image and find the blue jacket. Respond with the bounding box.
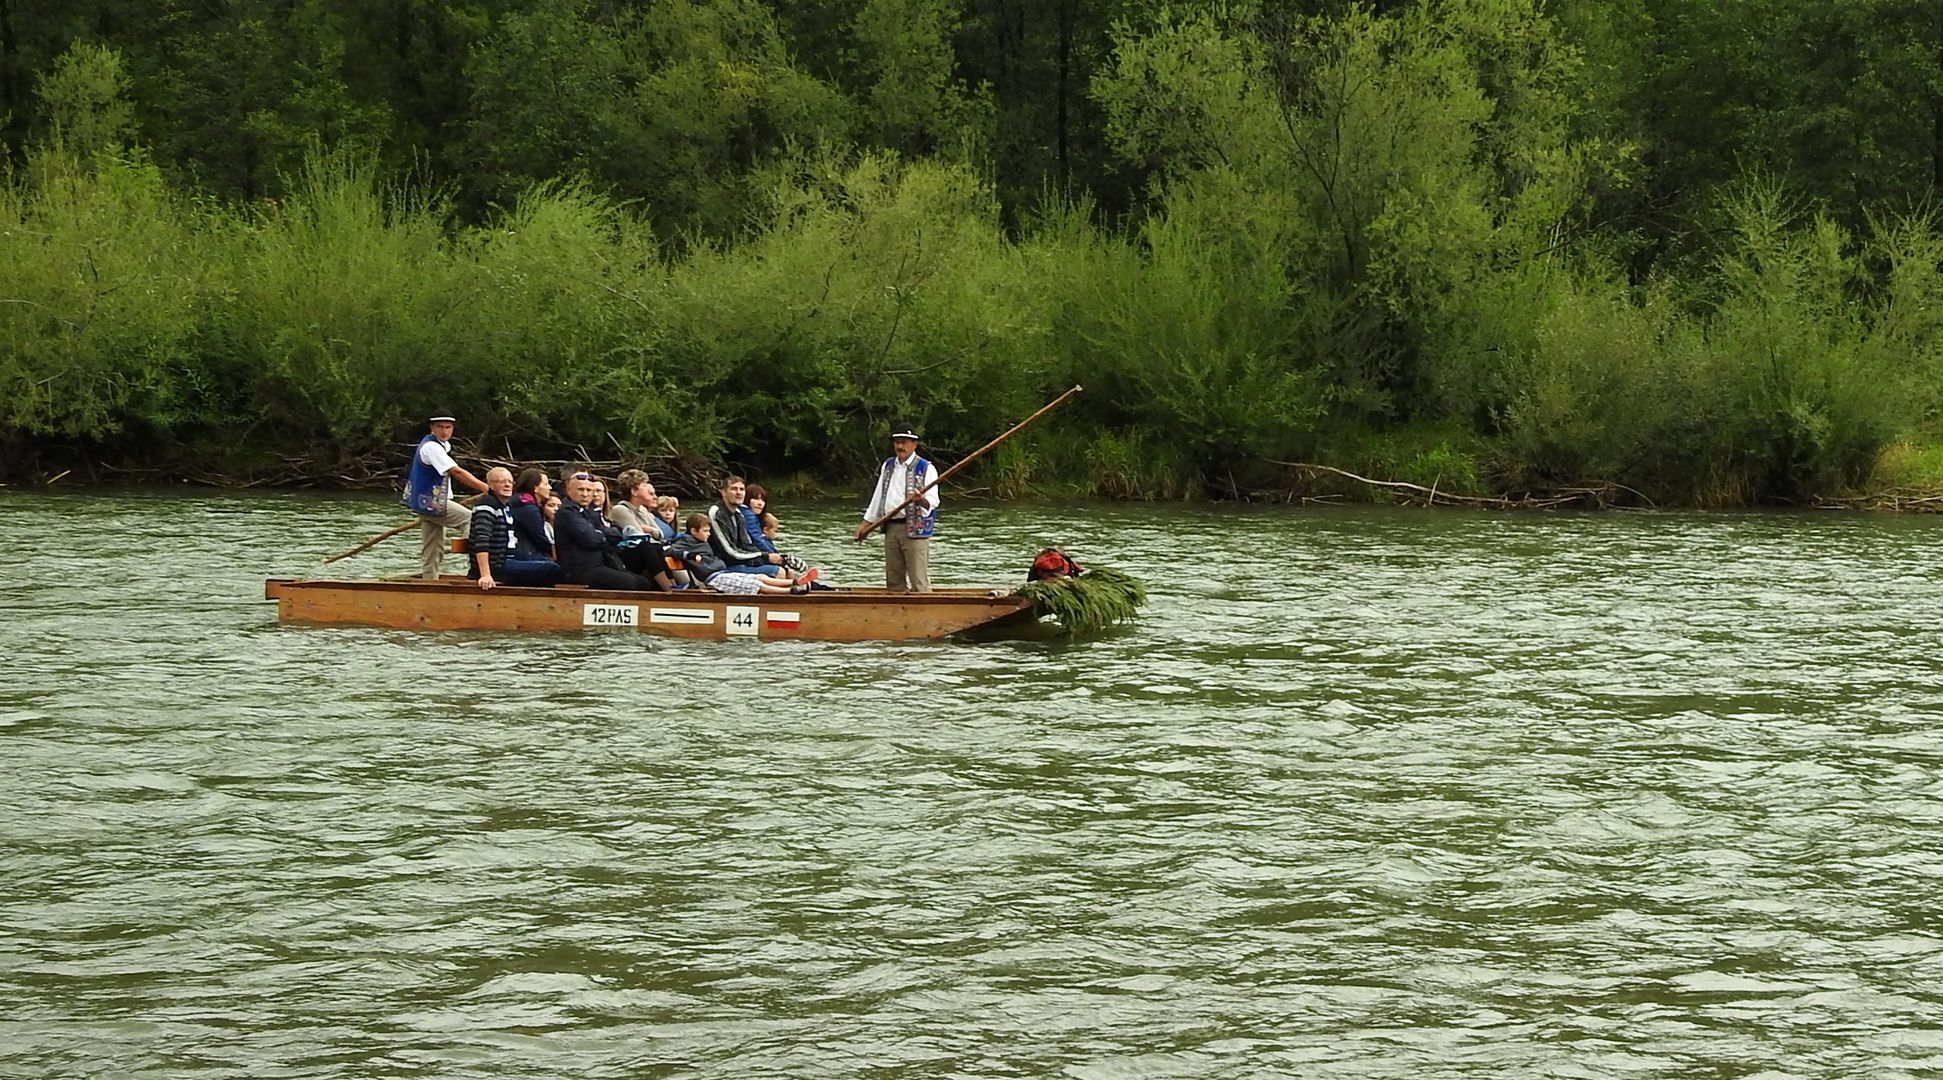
[738,505,777,554]
[509,494,554,560]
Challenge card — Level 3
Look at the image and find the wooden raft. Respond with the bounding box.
[263,577,1038,642]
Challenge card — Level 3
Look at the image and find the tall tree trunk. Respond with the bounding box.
[1056,0,1072,191]
[0,0,18,158]
[1935,3,1943,190]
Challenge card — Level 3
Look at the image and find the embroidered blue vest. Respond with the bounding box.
[879,456,936,538]
[400,434,450,516]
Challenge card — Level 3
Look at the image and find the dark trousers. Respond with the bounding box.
[617,541,668,578]
[567,565,654,591]
[499,559,563,587]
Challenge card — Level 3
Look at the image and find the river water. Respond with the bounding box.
[3,489,1941,1078]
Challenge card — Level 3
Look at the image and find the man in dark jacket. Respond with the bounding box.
[554,472,659,590]
[467,468,563,589]
[706,476,787,578]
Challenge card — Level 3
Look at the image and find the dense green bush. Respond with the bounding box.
[9,6,1943,506]
[0,150,200,441]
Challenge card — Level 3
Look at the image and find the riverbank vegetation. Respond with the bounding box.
[6,1,1943,506]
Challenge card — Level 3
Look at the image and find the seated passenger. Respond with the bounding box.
[761,510,831,588]
[510,468,556,561]
[669,514,814,595]
[554,472,663,591]
[748,490,814,573]
[652,495,681,542]
[607,469,660,535]
[707,476,792,579]
[467,467,564,589]
[571,469,612,520]
[603,468,674,580]
[742,484,780,556]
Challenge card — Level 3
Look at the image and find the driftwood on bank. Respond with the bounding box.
[1270,461,1653,510]
[1809,489,1943,512]
[97,449,396,489]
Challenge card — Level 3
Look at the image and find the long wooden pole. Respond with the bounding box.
[321,519,418,565]
[322,493,483,565]
[854,384,1083,543]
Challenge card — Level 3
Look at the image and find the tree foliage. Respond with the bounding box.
[5,1,1943,504]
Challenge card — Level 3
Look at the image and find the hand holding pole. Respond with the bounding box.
[853,385,1083,543]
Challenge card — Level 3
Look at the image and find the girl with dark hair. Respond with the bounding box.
[510,468,557,562]
[742,484,780,557]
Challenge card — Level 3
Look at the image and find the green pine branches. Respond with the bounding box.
[1015,567,1148,636]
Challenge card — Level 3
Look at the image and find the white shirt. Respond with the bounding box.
[863,454,941,521]
[418,439,458,475]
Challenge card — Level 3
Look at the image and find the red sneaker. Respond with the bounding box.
[798,567,820,586]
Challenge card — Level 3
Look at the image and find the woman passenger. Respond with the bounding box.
[607,468,660,535]
[600,468,673,581]
[510,468,557,562]
[742,484,780,556]
[744,484,818,581]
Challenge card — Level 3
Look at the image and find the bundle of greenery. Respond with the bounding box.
[1015,566,1147,636]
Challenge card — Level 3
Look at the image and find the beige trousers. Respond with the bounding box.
[419,503,473,579]
[884,521,931,593]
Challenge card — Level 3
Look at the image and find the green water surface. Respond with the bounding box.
[3,491,1940,1078]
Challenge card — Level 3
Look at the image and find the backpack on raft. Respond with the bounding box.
[1026,548,1084,581]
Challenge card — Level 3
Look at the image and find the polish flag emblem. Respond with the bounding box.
[766,611,802,629]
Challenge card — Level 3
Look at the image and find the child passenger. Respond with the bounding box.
[542,495,562,549]
[669,514,817,595]
[758,510,829,588]
[651,495,681,543]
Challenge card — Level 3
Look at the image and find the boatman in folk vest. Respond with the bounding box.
[855,423,939,592]
[402,410,490,579]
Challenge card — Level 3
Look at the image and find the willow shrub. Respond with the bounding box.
[456,182,695,456]
[1030,172,1326,495]
[1492,186,1943,504]
[194,154,469,463]
[0,150,201,442]
[1688,193,1943,502]
[658,153,1054,475]
[191,156,686,467]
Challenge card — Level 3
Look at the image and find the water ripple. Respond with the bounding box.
[3,492,1941,1077]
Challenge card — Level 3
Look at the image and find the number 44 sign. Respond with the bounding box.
[725,606,760,636]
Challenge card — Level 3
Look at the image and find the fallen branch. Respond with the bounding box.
[1269,461,1633,510]
[1811,489,1943,512]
